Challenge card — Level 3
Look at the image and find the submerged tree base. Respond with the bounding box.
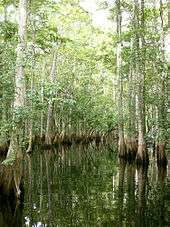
[118,137,138,162]
[125,137,138,161]
[33,132,112,149]
[136,144,149,166]
[157,144,167,167]
[118,137,127,158]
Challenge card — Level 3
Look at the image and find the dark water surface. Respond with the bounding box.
[0,144,170,227]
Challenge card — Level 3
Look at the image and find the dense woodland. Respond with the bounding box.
[0,0,169,198]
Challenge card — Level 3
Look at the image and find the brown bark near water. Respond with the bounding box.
[157,144,167,166]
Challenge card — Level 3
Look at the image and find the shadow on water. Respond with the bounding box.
[0,191,24,227]
[0,154,24,227]
[0,143,170,226]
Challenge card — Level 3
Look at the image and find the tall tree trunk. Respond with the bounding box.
[156,0,168,166]
[3,0,27,164]
[116,0,126,157]
[45,51,57,144]
[126,38,137,159]
[27,19,36,153]
[134,0,148,164]
[1,0,27,199]
[40,62,46,139]
[141,0,146,135]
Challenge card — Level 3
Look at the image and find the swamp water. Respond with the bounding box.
[0,143,170,227]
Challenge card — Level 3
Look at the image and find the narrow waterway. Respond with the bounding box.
[0,143,170,227]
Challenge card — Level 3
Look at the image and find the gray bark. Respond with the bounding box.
[45,51,57,144]
[116,0,126,157]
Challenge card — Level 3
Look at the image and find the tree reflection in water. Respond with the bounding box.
[24,145,169,226]
[0,144,169,226]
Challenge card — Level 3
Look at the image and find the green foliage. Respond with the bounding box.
[0,0,168,147]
